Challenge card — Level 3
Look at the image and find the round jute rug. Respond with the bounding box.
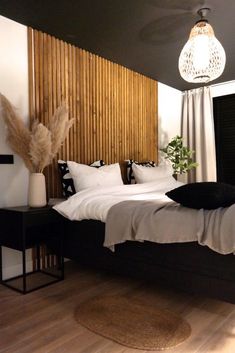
[74,295,191,350]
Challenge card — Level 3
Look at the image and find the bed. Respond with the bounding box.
[62,220,235,303]
[54,175,235,303]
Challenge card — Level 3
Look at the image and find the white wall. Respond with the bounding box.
[158,82,182,151]
[0,15,29,206]
[211,80,235,98]
[0,16,30,278]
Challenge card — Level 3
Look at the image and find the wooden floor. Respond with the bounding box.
[0,261,235,353]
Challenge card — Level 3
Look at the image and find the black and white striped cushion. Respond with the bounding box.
[58,160,105,197]
[126,159,156,184]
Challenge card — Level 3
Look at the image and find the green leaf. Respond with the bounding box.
[161,136,199,174]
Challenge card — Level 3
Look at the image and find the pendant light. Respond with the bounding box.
[178,8,226,83]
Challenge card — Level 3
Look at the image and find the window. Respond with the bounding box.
[213,94,235,184]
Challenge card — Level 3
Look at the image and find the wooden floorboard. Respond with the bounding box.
[0,261,234,353]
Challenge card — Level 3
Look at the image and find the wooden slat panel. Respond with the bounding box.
[28,28,158,197]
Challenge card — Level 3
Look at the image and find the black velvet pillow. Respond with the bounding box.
[166,182,235,209]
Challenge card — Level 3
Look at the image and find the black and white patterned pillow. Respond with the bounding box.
[58,160,105,197]
[126,159,156,184]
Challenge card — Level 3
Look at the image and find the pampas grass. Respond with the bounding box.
[49,104,74,156]
[0,94,74,173]
[29,121,52,173]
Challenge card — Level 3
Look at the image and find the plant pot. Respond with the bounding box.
[28,173,47,207]
[177,173,187,183]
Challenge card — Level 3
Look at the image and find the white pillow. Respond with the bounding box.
[67,161,123,191]
[132,162,173,183]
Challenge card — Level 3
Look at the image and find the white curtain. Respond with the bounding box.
[181,86,217,183]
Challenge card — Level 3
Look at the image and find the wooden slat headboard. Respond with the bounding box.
[28,28,158,198]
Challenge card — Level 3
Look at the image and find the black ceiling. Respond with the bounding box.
[0,0,234,91]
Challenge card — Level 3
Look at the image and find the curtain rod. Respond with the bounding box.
[210,80,235,88]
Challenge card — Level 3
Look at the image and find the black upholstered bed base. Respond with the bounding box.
[63,219,235,303]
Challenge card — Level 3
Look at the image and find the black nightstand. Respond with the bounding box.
[0,206,64,294]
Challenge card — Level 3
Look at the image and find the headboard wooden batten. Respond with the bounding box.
[28,28,158,198]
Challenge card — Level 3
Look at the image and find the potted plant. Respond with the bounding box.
[160,135,198,176]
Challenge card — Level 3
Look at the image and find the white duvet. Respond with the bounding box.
[53,177,182,222]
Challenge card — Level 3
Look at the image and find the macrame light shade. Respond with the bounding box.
[178,8,226,83]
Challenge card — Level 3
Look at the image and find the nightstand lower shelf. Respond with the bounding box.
[2,268,63,294]
[0,206,65,294]
[0,243,64,294]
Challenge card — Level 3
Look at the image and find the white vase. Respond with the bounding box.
[28,173,47,207]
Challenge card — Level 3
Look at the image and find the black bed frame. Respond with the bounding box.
[62,219,235,303]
